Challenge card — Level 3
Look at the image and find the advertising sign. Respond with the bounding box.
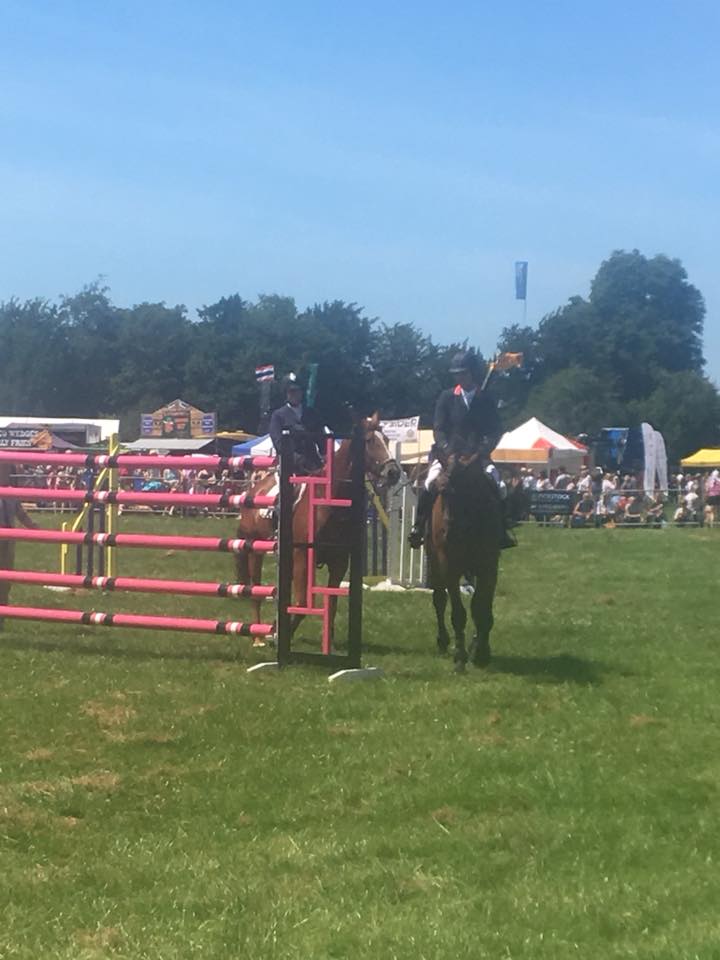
[0,427,53,449]
[140,399,217,439]
[380,417,420,442]
[530,489,575,516]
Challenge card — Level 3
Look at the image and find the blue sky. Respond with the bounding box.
[2,0,719,383]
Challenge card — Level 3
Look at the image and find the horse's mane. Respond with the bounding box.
[444,458,502,549]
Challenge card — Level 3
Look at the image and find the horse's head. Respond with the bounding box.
[362,412,402,488]
[446,451,489,496]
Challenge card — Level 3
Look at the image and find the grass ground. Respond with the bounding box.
[1,515,719,959]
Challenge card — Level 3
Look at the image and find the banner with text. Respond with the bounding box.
[380,417,420,442]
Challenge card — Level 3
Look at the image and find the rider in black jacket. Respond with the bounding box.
[408,350,516,549]
[269,374,325,473]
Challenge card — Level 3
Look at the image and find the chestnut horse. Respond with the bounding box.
[235,414,400,642]
[426,454,502,672]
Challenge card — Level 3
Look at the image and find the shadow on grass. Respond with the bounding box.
[489,653,606,685]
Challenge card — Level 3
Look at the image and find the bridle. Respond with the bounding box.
[366,430,401,489]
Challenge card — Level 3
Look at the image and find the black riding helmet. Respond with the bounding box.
[449,349,481,380]
[282,373,303,395]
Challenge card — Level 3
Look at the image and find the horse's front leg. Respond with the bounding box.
[325,552,349,650]
[469,559,499,667]
[447,578,468,673]
[289,547,308,639]
[432,588,450,654]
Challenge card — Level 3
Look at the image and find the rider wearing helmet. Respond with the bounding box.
[269,373,325,473]
[408,349,517,549]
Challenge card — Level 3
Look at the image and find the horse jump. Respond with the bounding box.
[0,436,369,674]
[0,448,282,641]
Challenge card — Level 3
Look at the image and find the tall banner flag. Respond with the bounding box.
[255,364,275,433]
[306,363,319,408]
[514,261,528,300]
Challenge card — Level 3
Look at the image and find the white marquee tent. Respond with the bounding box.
[491,417,588,471]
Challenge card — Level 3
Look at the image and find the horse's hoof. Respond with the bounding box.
[469,638,491,667]
[470,648,491,667]
[453,660,466,675]
[471,653,491,668]
[436,639,450,655]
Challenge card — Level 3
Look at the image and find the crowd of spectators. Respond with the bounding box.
[510,465,720,528]
[9,458,251,516]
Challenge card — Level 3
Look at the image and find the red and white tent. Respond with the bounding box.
[492,417,588,470]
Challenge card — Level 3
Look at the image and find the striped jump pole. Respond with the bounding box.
[0,528,276,554]
[0,486,277,510]
[0,570,276,599]
[0,443,287,648]
[0,605,274,638]
[0,450,277,471]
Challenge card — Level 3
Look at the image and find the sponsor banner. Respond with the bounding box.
[141,399,216,439]
[641,422,656,496]
[654,430,668,492]
[530,489,575,516]
[0,427,54,450]
[380,416,420,442]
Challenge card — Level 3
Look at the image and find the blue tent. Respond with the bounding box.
[231,434,274,456]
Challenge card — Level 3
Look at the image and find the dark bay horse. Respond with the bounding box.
[426,455,502,672]
[235,413,400,642]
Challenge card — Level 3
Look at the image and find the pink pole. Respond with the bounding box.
[0,486,277,510]
[0,569,276,599]
[0,605,274,636]
[0,451,277,471]
[0,527,276,553]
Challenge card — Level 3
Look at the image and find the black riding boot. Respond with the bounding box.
[409,488,434,549]
[500,497,518,549]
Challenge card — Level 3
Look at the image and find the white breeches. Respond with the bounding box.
[424,459,506,499]
[425,460,444,490]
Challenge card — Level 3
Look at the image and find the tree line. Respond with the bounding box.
[1,250,717,460]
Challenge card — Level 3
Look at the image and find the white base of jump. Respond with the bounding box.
[328,667,384,683]
[246,661,280,674]
[246,662,383,682]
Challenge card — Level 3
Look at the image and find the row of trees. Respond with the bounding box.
[1,250,717,459]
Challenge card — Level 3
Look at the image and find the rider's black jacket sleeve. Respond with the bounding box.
[269,404,324,469]
[433,389,502,456]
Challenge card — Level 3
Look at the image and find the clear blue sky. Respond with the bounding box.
[2,0,718,382]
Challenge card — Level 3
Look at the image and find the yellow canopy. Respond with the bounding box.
[680,448,720,468]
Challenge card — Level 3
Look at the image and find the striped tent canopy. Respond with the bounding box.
[492,417,588,467]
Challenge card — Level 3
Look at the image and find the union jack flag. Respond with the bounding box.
[254,364,275,383]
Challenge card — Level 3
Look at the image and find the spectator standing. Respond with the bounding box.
[706,470,720,523]
[577,467,592,494]
[535,471,552,491]
[684,487,700,521]
[554,466,571,490]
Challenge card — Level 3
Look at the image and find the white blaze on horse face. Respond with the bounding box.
[369,430,400,484]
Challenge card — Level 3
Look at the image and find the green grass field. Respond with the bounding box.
[1,516,719,959]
